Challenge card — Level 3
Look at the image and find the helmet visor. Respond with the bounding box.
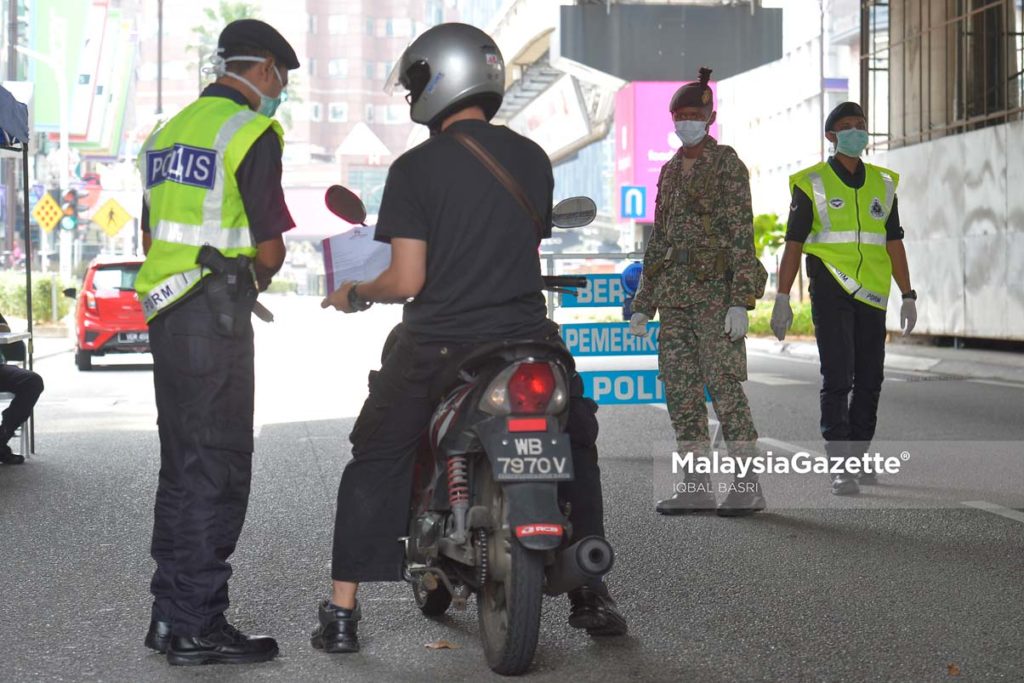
[384,58,407,96]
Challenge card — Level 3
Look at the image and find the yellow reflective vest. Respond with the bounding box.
[135,96,283,321]
[789,161,899,310]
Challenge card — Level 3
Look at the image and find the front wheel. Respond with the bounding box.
[477,476,544,676]
[75,349,92,371]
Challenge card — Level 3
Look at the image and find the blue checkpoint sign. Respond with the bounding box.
[560,274,628,308]
[620,185,647,219]
[560,322,660,357]
[580,370,664,405]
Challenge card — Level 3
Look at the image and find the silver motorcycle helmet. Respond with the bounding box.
[384,23,505,128]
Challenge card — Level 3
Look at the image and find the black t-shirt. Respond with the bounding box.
[785,156,904,243]
[375,120,553,343]
[141,84,294,244]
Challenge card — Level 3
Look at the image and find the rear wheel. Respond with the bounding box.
[75,349,92,371]
[477,470,544,676]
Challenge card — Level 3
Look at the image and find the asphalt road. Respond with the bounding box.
[1,295,1022,682]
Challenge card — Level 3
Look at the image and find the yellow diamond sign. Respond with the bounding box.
[95,198,133,237]
[32,193,62,233]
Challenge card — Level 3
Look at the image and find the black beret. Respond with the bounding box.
[669,67,714,112]
[218,19,300,70]
[825,101,865,132]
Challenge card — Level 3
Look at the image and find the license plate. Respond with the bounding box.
[119,331,149,343]
[487,432,574,482]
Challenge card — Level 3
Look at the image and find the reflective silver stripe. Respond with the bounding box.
[807,172,832,230]
[860,231,887,247]
[807,231,857,245]
[824,263,888,309]
[152,220,253,250]
[879,171,896,211]
[202,110,260,227]
[141,268,205,320]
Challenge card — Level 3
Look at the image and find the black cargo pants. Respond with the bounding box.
[147,292,256,637]
[331,326,604,582]
[808,258,887,463]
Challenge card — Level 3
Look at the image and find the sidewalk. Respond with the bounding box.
[747,336,1024,384]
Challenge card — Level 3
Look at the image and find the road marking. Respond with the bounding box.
[971,379,1024,390]
[746,372,812,387]
[961,501,1024,525]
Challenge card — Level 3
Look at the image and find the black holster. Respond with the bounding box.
[196,246,258,338]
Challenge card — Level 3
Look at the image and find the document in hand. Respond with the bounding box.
[322,225,392,293]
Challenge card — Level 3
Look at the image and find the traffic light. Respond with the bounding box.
[60,189,84,231]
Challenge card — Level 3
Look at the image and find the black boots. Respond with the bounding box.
[144,618,172,653]
[166,622,279,666]
[311,600,361,653]
[0,441,23,465]
[567,583,628,637]
[717,480,767,517]
[656,473,716,514]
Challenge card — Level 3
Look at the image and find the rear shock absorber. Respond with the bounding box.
[447,454,470,543]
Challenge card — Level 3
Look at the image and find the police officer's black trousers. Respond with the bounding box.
[0,362,43,440]
[809,270,887,461]
[331,328,605,583]
[148,293,256,637]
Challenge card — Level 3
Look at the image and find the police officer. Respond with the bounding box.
[136,19,298,665]
[630,68,767,517]
[311,23,627,654]
[771,101,917,496]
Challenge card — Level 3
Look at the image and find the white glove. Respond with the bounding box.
[629,312,650,337]
[770,293,793,341]
[723,306,748,342]
[900,297,917,335]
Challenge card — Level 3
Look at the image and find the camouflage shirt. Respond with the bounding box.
[632,138,758,317]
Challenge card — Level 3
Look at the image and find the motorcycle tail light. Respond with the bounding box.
[508,362,555,414]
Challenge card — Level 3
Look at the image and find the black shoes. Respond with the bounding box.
[656,477,716,515]
[311,600,361,653]
[567,584,628,637]
[0,443,24,465]
[831,474,860,496]
[716,482,767,517]
[166,622,279,666]
[857,472,879,486]
[144,618,172,653]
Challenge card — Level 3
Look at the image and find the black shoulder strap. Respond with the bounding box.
[450,130,545,241]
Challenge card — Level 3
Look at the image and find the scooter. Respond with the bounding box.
[325,187,615,676]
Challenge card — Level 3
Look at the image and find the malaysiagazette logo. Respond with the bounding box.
[672,450,909,478]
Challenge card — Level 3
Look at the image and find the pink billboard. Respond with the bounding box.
[615,81,719,222]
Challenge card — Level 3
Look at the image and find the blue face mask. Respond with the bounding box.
[835,128,869,157]
[675,119,708,147]
[223,57,286,117]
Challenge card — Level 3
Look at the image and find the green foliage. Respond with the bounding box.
[265,279,298,294]
[753,213,786,257]
[0,272,73,324]
[748,299,814,337]
[188,1,262,92]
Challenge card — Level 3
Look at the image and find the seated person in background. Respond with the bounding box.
[0,312,43,465]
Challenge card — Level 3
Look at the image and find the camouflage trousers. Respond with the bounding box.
[659,303,759,473]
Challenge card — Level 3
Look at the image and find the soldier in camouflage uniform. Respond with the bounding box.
[630,67,766,517]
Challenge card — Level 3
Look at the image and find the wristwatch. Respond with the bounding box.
[901,289,917,301]
[347,283,373,312]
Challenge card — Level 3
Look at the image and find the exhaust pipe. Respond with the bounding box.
[544,535,615,596]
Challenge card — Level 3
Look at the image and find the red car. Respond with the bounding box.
[66,257,149,371]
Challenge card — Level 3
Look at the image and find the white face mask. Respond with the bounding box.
[675,119,708,148]
[207,52,286,117]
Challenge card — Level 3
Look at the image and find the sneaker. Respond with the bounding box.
[310,599,361,653]
[0,443,24,465]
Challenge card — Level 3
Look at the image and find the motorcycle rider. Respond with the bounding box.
[312,23,627,653]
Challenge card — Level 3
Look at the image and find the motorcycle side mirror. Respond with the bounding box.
[63,287,77,300]
[551,196,597,229]
[325,184,368,225]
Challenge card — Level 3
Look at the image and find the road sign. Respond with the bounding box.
[620,185,647,219]
[95,198,132,237]
[560,322,660,357]
[580,370,664,405]
[560,274,628,308]
[32,193,62,233]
